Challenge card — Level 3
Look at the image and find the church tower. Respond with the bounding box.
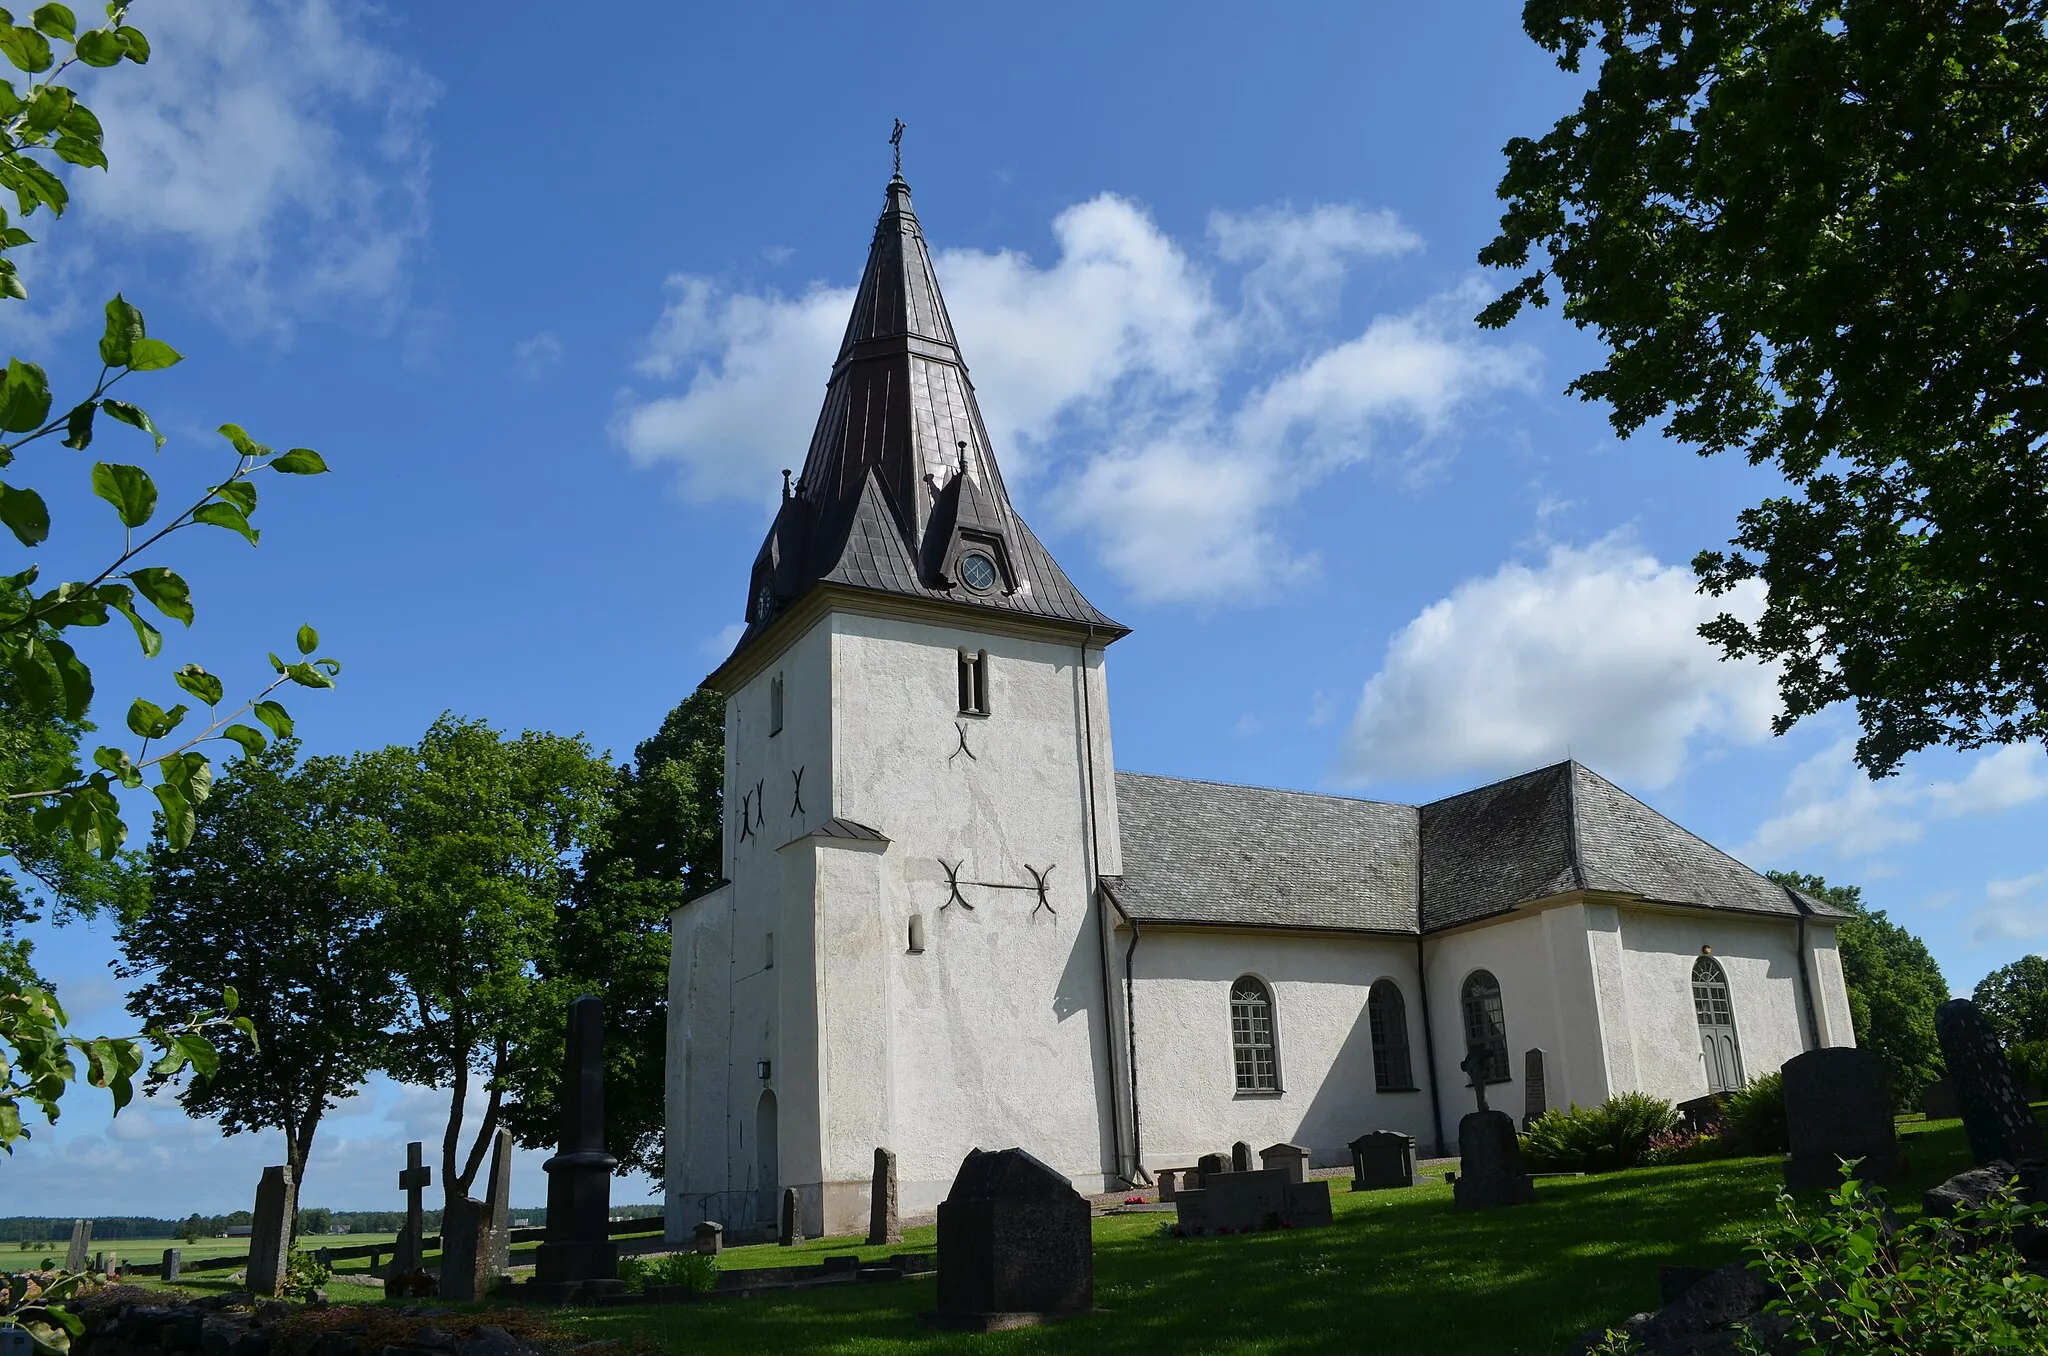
[666,171,1129,1237]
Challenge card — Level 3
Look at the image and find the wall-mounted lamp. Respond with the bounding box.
[756,1060,772,1081]
[1700,945,1713,955]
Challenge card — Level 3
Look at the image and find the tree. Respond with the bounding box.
[117,739,398,1197]
[1481,1,2048,778]
[1771,871,1947,1108]
[0,4,338,1151]
[502,688,725,1185]
[368,716,613,1215]
[1974,955,2048,1046]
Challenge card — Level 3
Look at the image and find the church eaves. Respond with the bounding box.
[718,175,1125,677]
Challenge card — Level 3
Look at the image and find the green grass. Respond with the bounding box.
[541,1113,1997,1356]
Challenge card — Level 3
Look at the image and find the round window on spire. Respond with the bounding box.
[960,551,998,594]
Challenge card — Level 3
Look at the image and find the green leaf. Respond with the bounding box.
[58,101,100,142]
[222,985,239,1013]
[192,500,257,544]
[124,696,185,739]
[124,336,180,371]
[98,294,143,366]
[60,398,93,449]
[251,699,293,739]
[89,461,155,528]
[100,585,163,657]
[21,80,67,132]
[217,423,266,458]
[271,447,328,474]
[101,398,162,449]
[179,1031,219,1080]
[71,25,117,64]
[172,663,222,706]
[114,23,146,62]
[126,565,192,625]
[43,633,90,719]
[296,623,318,655]
[31,4,75,41]
[213,477,255,516]
[0,23,53,72]
[0,478,47,545]
[152,782,194,850]
[0,356,51,431]
[220,723,266,757]
[51,135,106,170]
[285,661,335,690]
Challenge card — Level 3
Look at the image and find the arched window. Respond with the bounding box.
[1368,980,1414,1092]
[1693,955,1744,1092]
[1460,970,1510,1085]
[1230,976,1279,1093]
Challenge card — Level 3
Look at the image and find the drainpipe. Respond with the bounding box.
[1782,884,1822,1051]
[1416,931,1445,1159]
[1106,886,1148,1184]
[1079,627,1145,1188]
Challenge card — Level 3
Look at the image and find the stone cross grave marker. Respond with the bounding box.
[392,1142,431,1276]
[247,1163,295,1297]
[1782,1046,1902,1192]
[1935,998,2046,1166]
[868,1147,901,1245]
[1523,1048,1548,1130]
[1460,1046,1493,1114]
[65,1220,89,1272]
[530,995,624,1302]
[780,1186,803,1246]
[485,1126,514,1284]
[1454,1105,1535,1211]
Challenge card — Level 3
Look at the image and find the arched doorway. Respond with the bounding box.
[755,1089,779,1224]
[1692,956,1744,1092]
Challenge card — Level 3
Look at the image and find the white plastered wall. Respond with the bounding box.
[1805,921,1854,1048]
[1122,927,1434,1173]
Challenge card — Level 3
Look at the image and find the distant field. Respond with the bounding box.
[8,1233,405,1270]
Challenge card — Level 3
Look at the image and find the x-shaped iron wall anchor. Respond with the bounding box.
[738,790,755,843]
[939,859,973,911]
[949,721,978,763]
[937,861,1057,916]
[790,766,805,817]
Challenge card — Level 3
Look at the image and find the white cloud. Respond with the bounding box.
[513,331,564,379]
[15,0,436,333]
[1971,870,2048,946]
[700,622,745,661]
[1742,741,2048,866]
[615,195,1530,601]
[1339,535,1777,788]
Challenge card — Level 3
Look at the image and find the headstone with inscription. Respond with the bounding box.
[160,1249,181,1282]
[692,1221,724,1255]
[1782,1046,1904,1192]
[926,1147,1091,1330]
[1523,1048,1548,1130]
[1196,1152,1228,1184]
[247,1164,295,1298]
[65,1221,89,1273]
[439,1194,490,1301]
[1935,998,2046,1165]
[1174,1168,1332,1233]
[528,996,625,1301]
[1349,1131,1415,1191]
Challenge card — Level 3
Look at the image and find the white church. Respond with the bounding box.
[663,172,1858,1239]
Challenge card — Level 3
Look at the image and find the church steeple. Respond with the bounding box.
[728,173,1124,660]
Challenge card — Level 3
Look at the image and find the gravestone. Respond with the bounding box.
[692,1221,724,1255]
[391,1141,431,1276]
[1175,1168,1332,1233]
[926,1147,1091,1330]
[1936,999,2045,1165]
[1923,1077,1961,1121]
[1230,1141,1252,1173]
[484,1127,514,1283]
[1349,1131,1415,1191]
[439,1194,490,1301]
[1156,1169,1178,1202]
[1454,1047,1535,1210]
[528,995,624,1301]
[160,1249,180,1282]
[1782,1046,1904,1191]
[247,1164,295,1297]
[1196,1152,1227,1183]
[1523,1048,1548,1130]
[780,1186,803,1246]
[1259,1142,1308,1184]
[868,1146,901,1245]
[65,1221,89,1272]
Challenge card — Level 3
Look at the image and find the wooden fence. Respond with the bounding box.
[132,1216,666,1278]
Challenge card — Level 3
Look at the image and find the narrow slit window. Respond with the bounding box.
[958,649,990,716]
[907,914,925,954]
[764,931,774,970]
[769,674,784,736]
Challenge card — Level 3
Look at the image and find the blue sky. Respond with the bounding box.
[7,1,2045,1216]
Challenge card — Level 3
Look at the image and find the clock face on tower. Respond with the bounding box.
[755,582,775,620]
[960,551,998,594]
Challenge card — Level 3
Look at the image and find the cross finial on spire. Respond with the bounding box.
[890,118,906,178]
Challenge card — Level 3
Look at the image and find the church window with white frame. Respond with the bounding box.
[1230,976,1279,1094]
[1368,979,1415,1091]
[1461,970,1511,1084]
[1693,954,1744,1093]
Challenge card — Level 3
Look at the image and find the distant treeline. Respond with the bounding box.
[2,1204,664,1245]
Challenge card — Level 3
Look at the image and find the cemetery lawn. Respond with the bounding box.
[549,1111,2015,1356]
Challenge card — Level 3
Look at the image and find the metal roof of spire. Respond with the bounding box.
[719,170,1126,670]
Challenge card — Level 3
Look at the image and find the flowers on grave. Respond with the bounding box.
[1123,1195,1145,1205]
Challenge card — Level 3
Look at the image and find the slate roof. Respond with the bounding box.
[720,176,1123,676]
[1111,761,1846,935]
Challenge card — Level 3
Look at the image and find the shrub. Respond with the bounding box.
[615,1256,648,1292]
[1721,1071,1788,1155]
[2008,1039,2048,1094]
[647,1251,718,1292]
[282,1249,330,1300]
[1521,1093,1680,1172]
[1642,1126,1729,1166]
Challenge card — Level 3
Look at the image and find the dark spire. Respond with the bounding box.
[725,174,1125,664]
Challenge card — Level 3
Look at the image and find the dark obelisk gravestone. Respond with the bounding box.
[1935,998,2046,1165]
[779,1187,803,1246]
[247,1164,295,1297]
[1782,1046,1903,1191]
[160,1248,181,1282]
[868,1147,901,1245]
[65,1220,90,1272]
[529,996,623,1302]
[484,1126,514,1283]
[924,1148,1092,1331]
[1523,1048,1548,1131]
[390,1142,430,1277]
[1454,1047,1535,1210]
